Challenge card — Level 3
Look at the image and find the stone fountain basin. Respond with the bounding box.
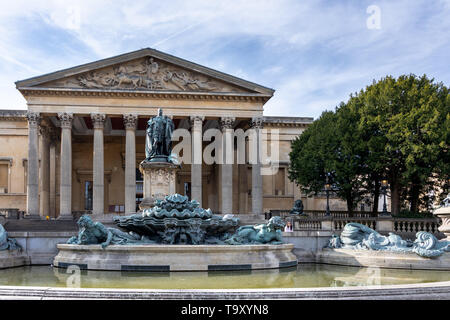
[0,250,30,269]
[317,248,450,270]
[53,243,297,271]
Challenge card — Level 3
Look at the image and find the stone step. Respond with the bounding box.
[3,219,78,232]
[2,213,268,232]
[234,214,267,226]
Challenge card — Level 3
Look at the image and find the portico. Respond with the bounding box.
[16,48,274,219]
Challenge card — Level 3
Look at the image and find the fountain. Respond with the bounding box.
[114,194,239,245]
[53,109,297,271]
[53,202,296,271]
[319,197,450,270]
[6,108,450,297]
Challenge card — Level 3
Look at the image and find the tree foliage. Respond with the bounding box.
[288,107,367,213]
[289,74,449,214]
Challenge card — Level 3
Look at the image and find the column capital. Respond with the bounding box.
[90,113,106,129]
[190,115,205,128]
[123,114,138,130]
[219,117,236,130]
[57,112,73,129]
[26,111,41,128]
[249,116,264,129]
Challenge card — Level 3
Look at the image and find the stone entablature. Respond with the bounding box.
[263,116,314,128]
[18,88,270,103]
[0,110,27,121]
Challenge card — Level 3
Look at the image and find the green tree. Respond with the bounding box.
[288,111,335,197]
[289,74,449,216]
[357,74,449,214]
[289,107,367,213]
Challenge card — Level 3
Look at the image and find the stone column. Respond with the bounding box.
[49,137,57,219]
[123,114,138,214]
[58,112,73,220]
[250,117,263,215]
[190,116,204,206]
[238,163,248,214]
[219,117,235,215]
[39,126,51,218]
[91,113,106,216]
[434,205,450,240]
[26,111,41,219]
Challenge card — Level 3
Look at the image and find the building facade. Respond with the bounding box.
[0,48,364,220]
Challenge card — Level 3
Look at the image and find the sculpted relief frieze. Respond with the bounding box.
[40,57,246,93]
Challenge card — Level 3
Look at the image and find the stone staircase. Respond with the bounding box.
[2,213,268,232]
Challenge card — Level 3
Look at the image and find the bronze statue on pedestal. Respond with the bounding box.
[144,108,174,163]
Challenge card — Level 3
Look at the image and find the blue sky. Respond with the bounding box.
[0,0,449,119]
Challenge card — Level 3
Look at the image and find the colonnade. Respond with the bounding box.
[25,111,264,218]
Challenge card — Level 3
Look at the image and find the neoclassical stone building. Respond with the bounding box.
[0,48,323,220]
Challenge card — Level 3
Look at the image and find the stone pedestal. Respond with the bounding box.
[434,206,450,240]
[0,250,30,269]
[139,161,180,210]
[376,216,394,234]
[53,243,297,271]
[318,248,450,270]
[321,218,333,231]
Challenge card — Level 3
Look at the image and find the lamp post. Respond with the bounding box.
[325,176,331,216]
[381,179,389,215]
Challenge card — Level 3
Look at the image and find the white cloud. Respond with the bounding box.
[0,0,448,116]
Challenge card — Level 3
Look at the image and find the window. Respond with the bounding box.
[135,168,143,211]
[115,205,125,213]
[136,168,143,181]
[0,164,8,193]
[23,159,27,193]
[274,167,286,196]
[184,182,191,200]
[84,181,93,211]
[108,205,125,213]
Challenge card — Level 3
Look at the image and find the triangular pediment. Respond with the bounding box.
[15,48,274,96]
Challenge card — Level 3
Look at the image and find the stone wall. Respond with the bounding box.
[282,231,333,262]
[9,231,74,265]
[0,118,28,212]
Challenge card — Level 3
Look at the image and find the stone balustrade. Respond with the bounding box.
[282,213,444,239]
[0,208,23,220]
[393,218,440,236]
[268,209,377,219]
[293,218,323,230]
[332,217,378,231]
